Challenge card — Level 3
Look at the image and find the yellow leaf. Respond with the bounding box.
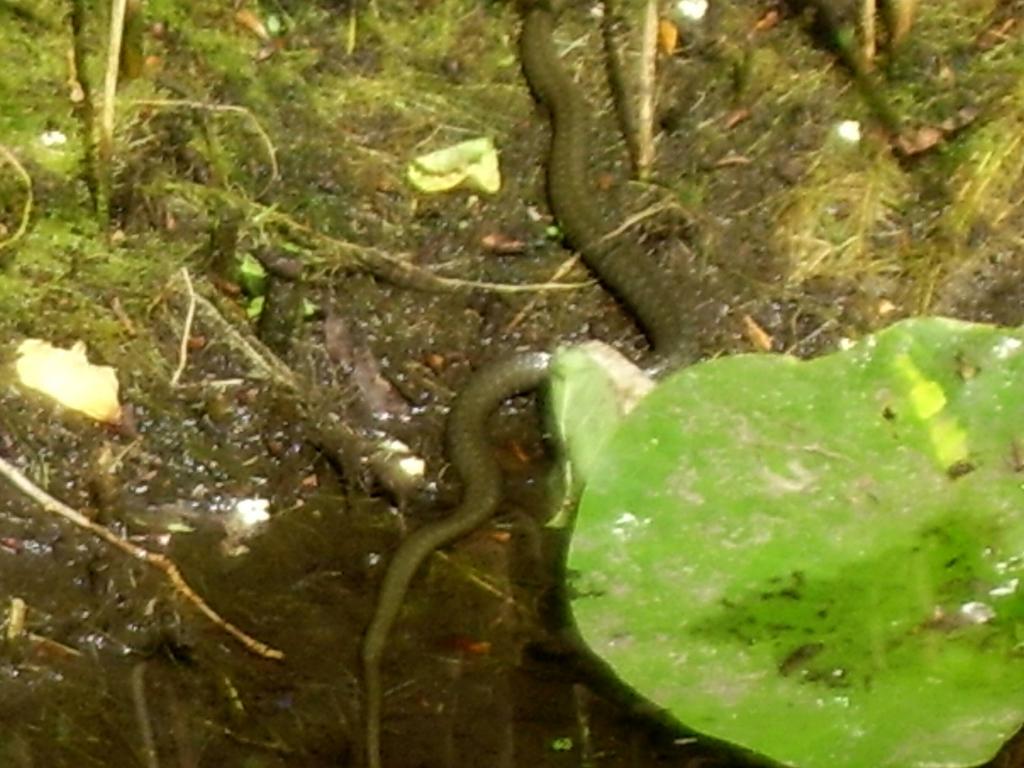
[407,137,501,194]
[15,339,122,424]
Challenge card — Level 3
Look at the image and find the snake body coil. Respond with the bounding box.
[519,0,685,355]
[363,5,685,766]
[362,353,550,768]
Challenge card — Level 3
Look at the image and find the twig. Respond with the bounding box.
[132,662,160,768]
[602,0,658,178]
[432,550,520,606]
[177,274,438,527]
[170,268,196,387]
[861,0,876,68]
[0,455,284,660]
[601,197,677,243]
[602,0,641,174]
[67,0,100,210]
[110,296,138,335]
[164,182,588,294]
[189,291,299,390]
[129,99,280,184]
[346,4,358,55]
[799,0,901,134]
[99,0,129,218]
[505,255,582,332]
[247,199,590,294]
[635,0,658,177]
[0,145,33,250]
[6,596,26,641]
[887,0,916,51]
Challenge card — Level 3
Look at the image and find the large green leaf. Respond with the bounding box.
[564,318,1024,768]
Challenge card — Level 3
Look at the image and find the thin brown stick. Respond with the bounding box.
[132,662,160,768]
[861,0,876,68]
[129,98,280,184]
[170,267,196,387]
[888,0,916,50]
[635,0,658,177]
[6,596,26,641]
[252,202,590,294]
[163,182,588,294]
[99,0,129,216]
[0,455,284,660]
[602,0,657,178]
[602,0,641,174]
[0,145,33,250]
[504,254,582,332]
[190,291,299,390]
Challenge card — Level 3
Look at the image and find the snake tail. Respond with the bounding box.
[362,352,551,768]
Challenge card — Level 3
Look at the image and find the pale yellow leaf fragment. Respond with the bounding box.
[15,339,122,424]
[407,137,501,194]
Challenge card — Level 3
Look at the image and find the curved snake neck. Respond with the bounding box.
[363,6,687,766]
[518,0,686,358]
[362,353,550,768]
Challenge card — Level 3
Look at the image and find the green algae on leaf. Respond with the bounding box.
[565,317,1024,768]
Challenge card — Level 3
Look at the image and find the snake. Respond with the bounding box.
[362,3,687,766]
[362,352,550,768]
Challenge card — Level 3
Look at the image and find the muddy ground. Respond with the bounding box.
[2,0,1024,765]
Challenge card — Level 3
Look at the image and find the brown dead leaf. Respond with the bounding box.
[506,439,532,465]
[443,634,493,656]
[894,107,977,157]
[724,108,751,130]
[255,39,285,62]
[713,152,752,169]
[143,54,163,76]
[658,18,679,55]
[212,277,242,297]
[977,18,1015,50]
[753,8,780,33]
[939,106,979,135]
[742,314,774,352]
[235,9,270,41]
[894,125,943,157]
[423,352,447,374]
[481,232,526,255]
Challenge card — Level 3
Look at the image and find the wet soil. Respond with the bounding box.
[2,0,1024,766]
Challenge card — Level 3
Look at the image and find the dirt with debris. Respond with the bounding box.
[1,0,1024,765]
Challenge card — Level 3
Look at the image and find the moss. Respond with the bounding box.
[773,131,909,285]
[940,80,1024,244]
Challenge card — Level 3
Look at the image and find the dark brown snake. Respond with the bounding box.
[362,4,687,766]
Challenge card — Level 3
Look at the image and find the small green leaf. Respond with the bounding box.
[245,294,264,320]
[549,737,573,752]
[237,253,267,297]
